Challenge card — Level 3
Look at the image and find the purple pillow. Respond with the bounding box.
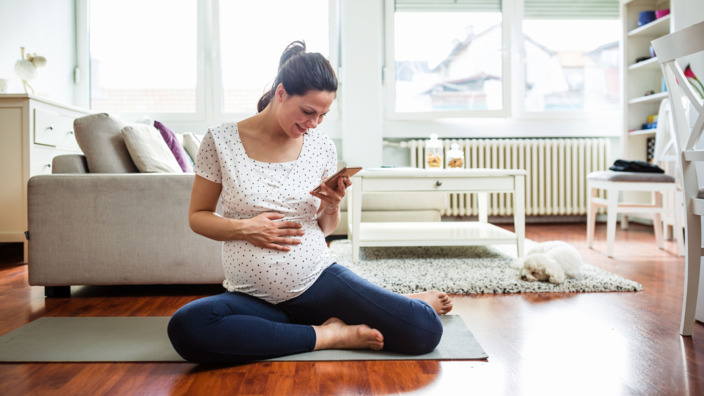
[153,120,193,172]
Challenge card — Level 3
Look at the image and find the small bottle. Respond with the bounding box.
[446,143,464,169]
[425,134,444,169]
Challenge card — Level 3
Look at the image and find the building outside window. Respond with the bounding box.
[521,1,620,113]
[386,0,620,118]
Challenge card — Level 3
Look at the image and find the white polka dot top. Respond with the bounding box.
[194,122,338,304]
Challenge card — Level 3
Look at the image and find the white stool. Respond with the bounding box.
[586,170,679,258]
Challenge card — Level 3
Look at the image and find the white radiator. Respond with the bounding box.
[406,138,610,217]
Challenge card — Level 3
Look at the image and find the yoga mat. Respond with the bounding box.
[0,315,487,362]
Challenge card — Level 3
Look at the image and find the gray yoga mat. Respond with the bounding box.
[0,315,487,362]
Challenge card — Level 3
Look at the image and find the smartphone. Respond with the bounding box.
[312,167,362,194]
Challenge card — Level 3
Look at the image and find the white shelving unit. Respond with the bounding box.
[0,94,90,262]
[621,0,673,160]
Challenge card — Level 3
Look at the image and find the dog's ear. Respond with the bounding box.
[519,266,537,281]
[544,261,566,284]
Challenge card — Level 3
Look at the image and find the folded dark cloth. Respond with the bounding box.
[609,159,664,173]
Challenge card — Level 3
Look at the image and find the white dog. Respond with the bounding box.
[516,241,583,284]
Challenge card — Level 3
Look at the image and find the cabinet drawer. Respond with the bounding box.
[30,145,57,176]
[34,108,79,150]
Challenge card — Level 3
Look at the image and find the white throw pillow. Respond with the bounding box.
[121,125,183,173]
[182,132,204,162]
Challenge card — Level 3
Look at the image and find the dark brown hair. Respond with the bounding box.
[257,41,338,113]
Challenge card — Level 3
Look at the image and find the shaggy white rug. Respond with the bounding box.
[329,240,643,294]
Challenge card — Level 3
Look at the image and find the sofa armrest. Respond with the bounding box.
[52,155,89,174]
[27,173,224,286]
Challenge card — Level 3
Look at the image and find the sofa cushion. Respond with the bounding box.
[73,113,139,173]
[182,132,204,161]
[154,120,193,172]
[121,124,183,173]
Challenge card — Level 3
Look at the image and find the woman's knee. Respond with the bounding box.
[399,313,444,355]
[167,305,203,362]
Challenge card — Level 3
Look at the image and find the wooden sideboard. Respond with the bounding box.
[0,94,91,262]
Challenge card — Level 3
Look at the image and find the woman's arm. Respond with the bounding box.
[312,176,351,236]
[189,175,304,251]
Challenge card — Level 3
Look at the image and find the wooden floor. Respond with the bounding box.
[0,223,702,395]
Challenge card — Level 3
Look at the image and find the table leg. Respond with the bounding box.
[350,176,362,261]
[477,192,488,223]
[514,175,526,258]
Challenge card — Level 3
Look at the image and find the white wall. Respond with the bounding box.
[339,0,384,167]
[675,0,704,74]
[0,0,76,103]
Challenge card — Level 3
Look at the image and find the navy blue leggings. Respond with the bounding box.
[167,263,443,364]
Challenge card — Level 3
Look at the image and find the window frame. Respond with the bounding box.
[74,0,340,127]
[383,0,512,120]
[383,0,621,122]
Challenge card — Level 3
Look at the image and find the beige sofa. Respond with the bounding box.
[27,113,445,297]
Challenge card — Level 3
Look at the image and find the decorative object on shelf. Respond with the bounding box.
[446,143,464,169]
[644,90,655,96]
[655,9,670,19]
[684,64,704,99]
[647,137,656,163]
[14,47,47,94]
[638,10,656,26]
[425,133,443,168]
[642,114,658,130]
[635,56,651,64]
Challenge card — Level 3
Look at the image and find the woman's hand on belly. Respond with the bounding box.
[239,212,305,252]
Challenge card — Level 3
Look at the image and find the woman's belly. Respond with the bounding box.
[221,220,334,304]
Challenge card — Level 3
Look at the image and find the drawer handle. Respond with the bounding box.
[67,130,74,135]
[45,126,54,132]
[435,180,442,187]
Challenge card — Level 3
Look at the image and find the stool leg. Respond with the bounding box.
[587,185,597,248]
[606,188,618,258]
[653,191,665,250]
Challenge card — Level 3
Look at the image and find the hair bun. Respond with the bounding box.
[279,40,307,69]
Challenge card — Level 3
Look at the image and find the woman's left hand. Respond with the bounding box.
[311,175,351,215]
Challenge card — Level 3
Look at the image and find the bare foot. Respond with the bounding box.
[405,291,454,315]
[313,317,384,351]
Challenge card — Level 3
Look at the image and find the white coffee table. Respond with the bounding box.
[347,168,526,261]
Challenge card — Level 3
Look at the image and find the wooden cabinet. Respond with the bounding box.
[0,94,90,262]
[620,0,673,161]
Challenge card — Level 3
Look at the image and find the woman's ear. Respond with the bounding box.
[274,83,287,103]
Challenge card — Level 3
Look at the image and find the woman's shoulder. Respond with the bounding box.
[306,128,334,147]
[205,122,241,150]
[208,121,238,138]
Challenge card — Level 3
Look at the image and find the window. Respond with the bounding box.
[385,0,620,118]
[219,1,330,114]
[389,0,505,116]
[89,0,197,114]
[522,1,620,113]
[85,0,334,120]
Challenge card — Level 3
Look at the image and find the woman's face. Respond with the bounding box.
[275,84,335,138]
